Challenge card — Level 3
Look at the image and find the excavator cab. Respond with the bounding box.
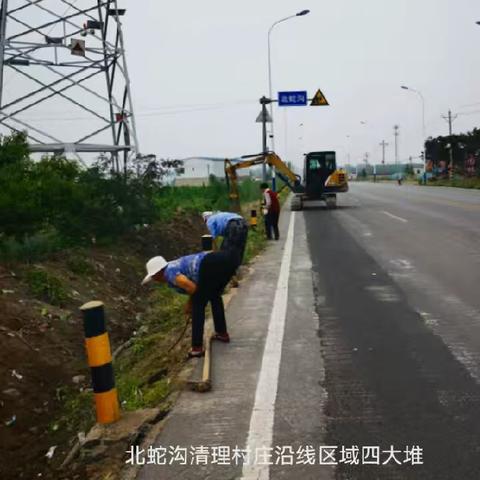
[224,150,347,212]
[290,151,348,210]
[304,151,337,198]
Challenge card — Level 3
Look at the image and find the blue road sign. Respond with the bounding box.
[278,91,308,106]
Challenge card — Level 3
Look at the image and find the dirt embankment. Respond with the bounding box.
[0,213,206,480]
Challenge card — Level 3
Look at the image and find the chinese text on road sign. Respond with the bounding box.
[278,91,308,107]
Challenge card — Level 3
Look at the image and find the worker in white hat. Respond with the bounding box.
[142,250,236,358]
[202,210,248,270]
[141,256,169,285]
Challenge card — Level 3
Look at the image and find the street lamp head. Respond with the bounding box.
[476,21,480,25]
[401,85,409,90]
[296,10,310,16]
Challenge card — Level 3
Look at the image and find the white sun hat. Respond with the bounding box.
[141,256,168,285]
[202,211,214,222]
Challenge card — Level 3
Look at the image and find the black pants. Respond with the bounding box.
[221,218,248,269]
[191,251,236,348]
[265,211,280,240]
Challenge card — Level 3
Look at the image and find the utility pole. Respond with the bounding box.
[393,125,400,171]
[442,110,457,179]
[379,140,388,164]
[442,109,457,136]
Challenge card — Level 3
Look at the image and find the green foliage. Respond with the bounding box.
[404,163,414,176]
[117,374,170,411]
[428,177,480,189]
[55,388,95,433]
[0,132,158,254]
[142,378,170,406]
[425,127,480,177]
[0,131,29,168]
[243,223,267,264]
[0,131,264,263]
[66,254,94,276]
[25,268,69,305]
[0,229,62,263]
[155,177,262,221]
[117,375,144,410]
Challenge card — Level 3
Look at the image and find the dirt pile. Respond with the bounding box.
[0,213,205,480]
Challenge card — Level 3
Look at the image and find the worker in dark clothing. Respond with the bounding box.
[260,182,280,240]
[202,211,248,269]
[142,252,236,358]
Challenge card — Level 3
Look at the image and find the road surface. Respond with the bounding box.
[137,182,480,480]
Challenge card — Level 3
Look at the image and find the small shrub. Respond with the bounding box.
[142,378,170,407]
[0,230,62,264]
[66,255,94,276]
[25,268,69,306]
[117,375,144,410]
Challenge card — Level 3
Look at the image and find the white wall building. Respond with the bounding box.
[174,157,250,186]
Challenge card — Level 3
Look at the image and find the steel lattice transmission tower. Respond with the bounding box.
[0,0,139,168]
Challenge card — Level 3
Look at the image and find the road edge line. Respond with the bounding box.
[241,212,296,480]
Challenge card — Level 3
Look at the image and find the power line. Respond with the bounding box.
[18,101,256,122]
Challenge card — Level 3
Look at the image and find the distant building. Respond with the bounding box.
[174,157,250,186]
[345,163,424,177]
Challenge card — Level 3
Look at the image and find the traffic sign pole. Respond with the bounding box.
[260,96,270,182]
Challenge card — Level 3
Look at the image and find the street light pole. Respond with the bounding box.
[380,140,388,165]
[401,85,426,177]
[393,125,400,170]
[268,9,309,191]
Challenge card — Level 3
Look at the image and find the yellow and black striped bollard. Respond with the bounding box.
[250,209,257,228]
[80,301,120,424]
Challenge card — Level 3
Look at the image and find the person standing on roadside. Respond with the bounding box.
[202,211,248,270]
[260,182,280,240]
[141,252,236,358]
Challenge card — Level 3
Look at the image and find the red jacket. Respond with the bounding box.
[264,189,280,213]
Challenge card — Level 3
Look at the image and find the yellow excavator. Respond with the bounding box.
[224,151,348,211]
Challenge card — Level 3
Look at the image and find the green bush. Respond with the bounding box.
[0,132,158,251]
[0,230,62,263]
[0,131,265,263]
[25,268,69,306]
[155,177,262,221]
[66,255,94,276]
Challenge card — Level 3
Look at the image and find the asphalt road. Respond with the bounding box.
[137,182,480,480]
[307,182,480,479]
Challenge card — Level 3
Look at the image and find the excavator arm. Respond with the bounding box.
[224,152,302,211]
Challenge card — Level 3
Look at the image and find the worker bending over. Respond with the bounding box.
[142,251,236,358]
[260,182,281,240]
[202,211,248,269]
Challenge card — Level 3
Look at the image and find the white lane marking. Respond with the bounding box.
[389,258,415,270]
[241,212,296,480]
[382,210,408,223]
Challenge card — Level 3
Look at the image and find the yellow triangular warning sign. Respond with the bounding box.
[70,39,86,57]
[311,89,329,106]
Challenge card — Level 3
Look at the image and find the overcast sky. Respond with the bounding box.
[121,0,480,169]
[3,0,480,170]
